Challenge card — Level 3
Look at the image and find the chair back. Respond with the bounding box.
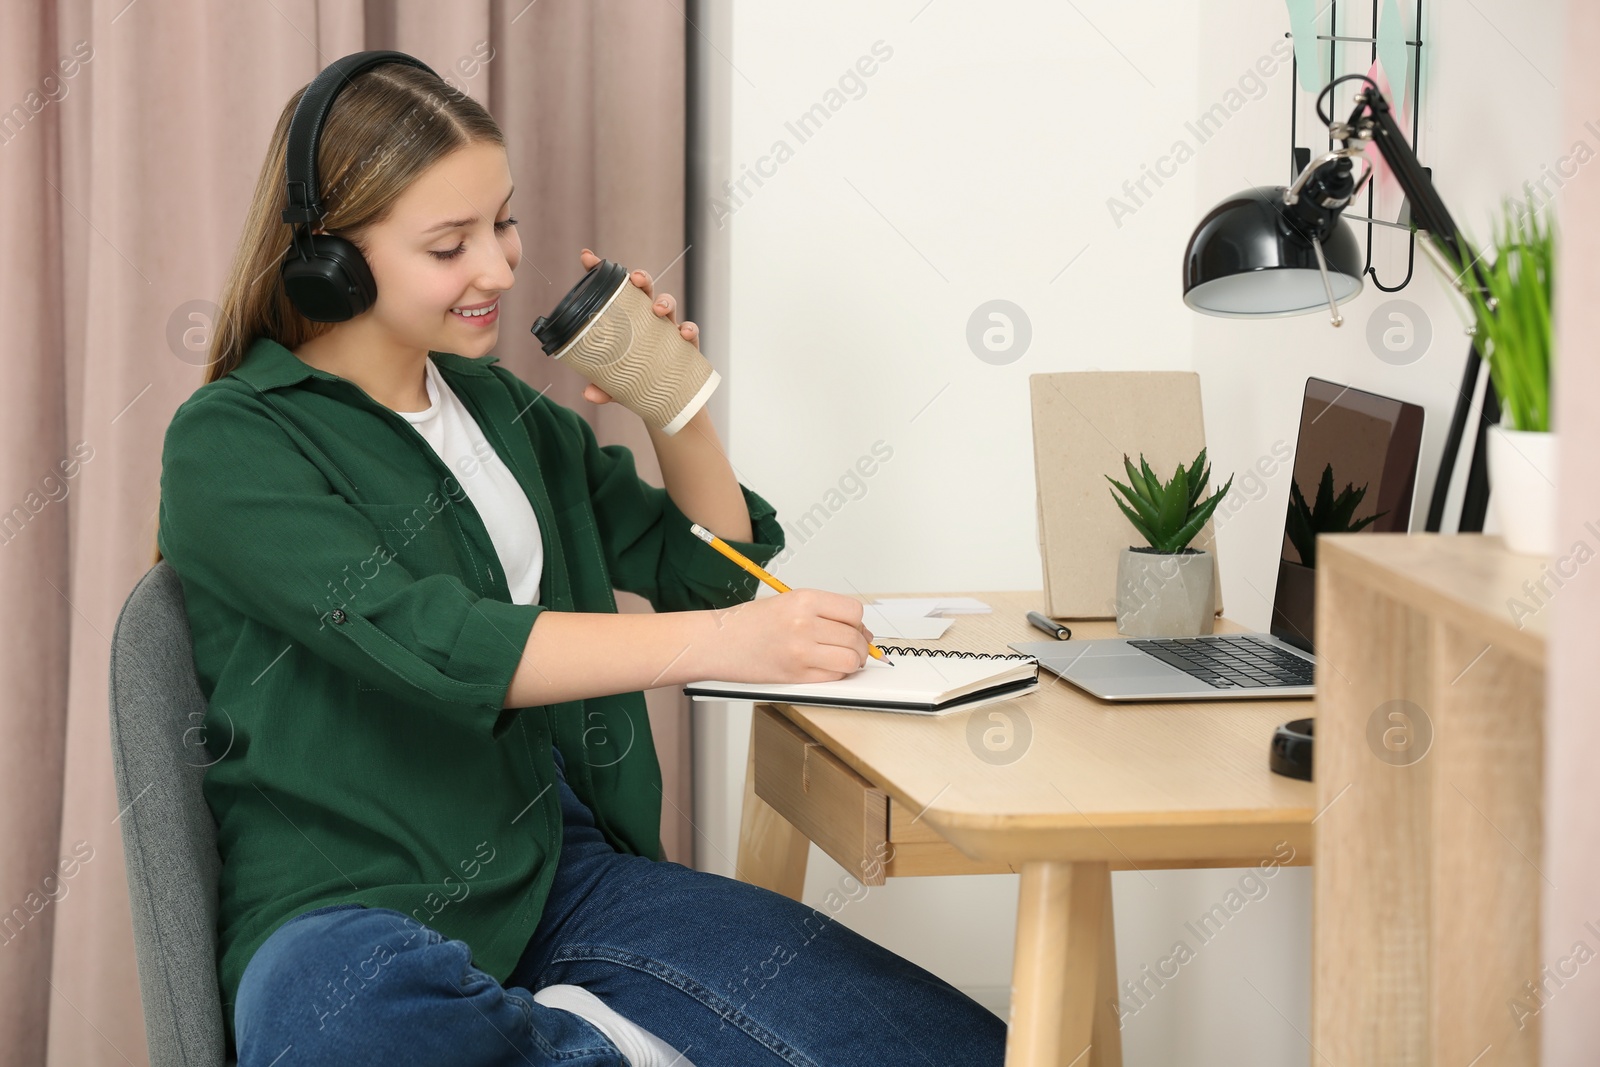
[108,561,231,1066]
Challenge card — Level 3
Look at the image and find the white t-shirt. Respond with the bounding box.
[395,356,543,604]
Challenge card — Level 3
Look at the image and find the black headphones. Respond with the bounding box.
[280,50,440,323]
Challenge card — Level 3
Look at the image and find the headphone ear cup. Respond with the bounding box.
[281,232,378,323]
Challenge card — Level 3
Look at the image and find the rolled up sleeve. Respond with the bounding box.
[581,420,786,610]
[158,391,542,740]
[652,483,786,608]
[508,376,785,613]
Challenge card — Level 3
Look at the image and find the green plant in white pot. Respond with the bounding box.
[1106,449,1233,638]
[1431,195,1556,555]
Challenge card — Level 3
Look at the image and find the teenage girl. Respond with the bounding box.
[155,54,1006,1066]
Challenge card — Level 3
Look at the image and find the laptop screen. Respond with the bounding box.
[1270,378,1425,653]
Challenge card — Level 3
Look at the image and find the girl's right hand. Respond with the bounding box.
[701,589,874,684]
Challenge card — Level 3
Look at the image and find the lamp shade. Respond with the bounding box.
[1183,186,1364,317]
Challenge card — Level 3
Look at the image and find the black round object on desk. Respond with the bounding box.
[1270,717,1314,781]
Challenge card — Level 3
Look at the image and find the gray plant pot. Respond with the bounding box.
[1115,547,1216,638]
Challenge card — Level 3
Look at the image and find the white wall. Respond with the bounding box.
[690,2,1565,1063]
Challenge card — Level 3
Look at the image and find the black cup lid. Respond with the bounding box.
[530,258,630,355]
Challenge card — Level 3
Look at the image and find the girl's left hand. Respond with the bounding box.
[577,248,701,407]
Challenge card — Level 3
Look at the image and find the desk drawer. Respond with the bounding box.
[753,705,890,886]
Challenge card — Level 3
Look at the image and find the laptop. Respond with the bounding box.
[1009,377,1425,701]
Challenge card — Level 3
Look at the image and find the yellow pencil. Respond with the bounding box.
[689,523,892,665]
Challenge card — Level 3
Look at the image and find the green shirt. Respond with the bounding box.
[157,337,784,1050]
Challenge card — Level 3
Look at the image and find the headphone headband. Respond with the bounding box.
[281,50,438,227]
[279,50,439,322]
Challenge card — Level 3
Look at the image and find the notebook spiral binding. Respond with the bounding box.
[877,645,1039,665]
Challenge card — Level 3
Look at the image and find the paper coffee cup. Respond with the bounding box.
[530,259,720,435]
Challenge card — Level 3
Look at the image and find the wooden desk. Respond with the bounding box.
[734,590,1317,1067]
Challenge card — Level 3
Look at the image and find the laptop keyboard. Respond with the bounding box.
[1128,635,1315,690]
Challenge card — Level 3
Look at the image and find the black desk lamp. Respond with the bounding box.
[1182,74,1495,533]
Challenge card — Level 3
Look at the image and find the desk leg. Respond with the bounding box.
[1091,867,1122,1067]
[735,707,810,900]
[1006,861,1119,1067]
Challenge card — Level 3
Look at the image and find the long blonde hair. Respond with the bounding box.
[154,62,503,565]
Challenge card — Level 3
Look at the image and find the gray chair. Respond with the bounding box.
[108,563,689,1067]
[109,561,236,1067]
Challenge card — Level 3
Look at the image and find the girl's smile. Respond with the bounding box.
[449,298,500,326]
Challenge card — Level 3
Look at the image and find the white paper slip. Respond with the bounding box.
[869,597,993,615]
[861,603,955,640]
[683,649,1038,716]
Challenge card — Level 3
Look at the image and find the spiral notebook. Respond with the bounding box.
[682,646,1040,716]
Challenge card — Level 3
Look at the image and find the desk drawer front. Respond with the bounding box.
[753,705,890,886]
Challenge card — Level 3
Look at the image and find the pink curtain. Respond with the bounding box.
[0,3,696,1063]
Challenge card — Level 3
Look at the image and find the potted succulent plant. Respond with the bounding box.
[1430,194,1556,555]
[1105,449,1233,638]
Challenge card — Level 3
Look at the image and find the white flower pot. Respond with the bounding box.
[1115,547,1215,638]
[1487,425,1558,556]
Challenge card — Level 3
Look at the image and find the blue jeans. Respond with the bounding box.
[234,744,1006,1066]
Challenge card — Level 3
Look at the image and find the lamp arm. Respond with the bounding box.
[1349,88,1497,534]
[1355,88,1473,281]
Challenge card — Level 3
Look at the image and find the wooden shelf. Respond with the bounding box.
[1319,531,1552,662]
[1313,532,1548,1066]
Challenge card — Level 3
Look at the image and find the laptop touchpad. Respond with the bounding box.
[1064,652,1178,680]
[1020,642,1181,681]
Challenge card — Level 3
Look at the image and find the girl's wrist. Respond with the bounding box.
[644,404,710,449]
[669,606,738,684]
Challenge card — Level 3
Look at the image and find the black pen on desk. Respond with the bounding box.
[1026,611,1072,641]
